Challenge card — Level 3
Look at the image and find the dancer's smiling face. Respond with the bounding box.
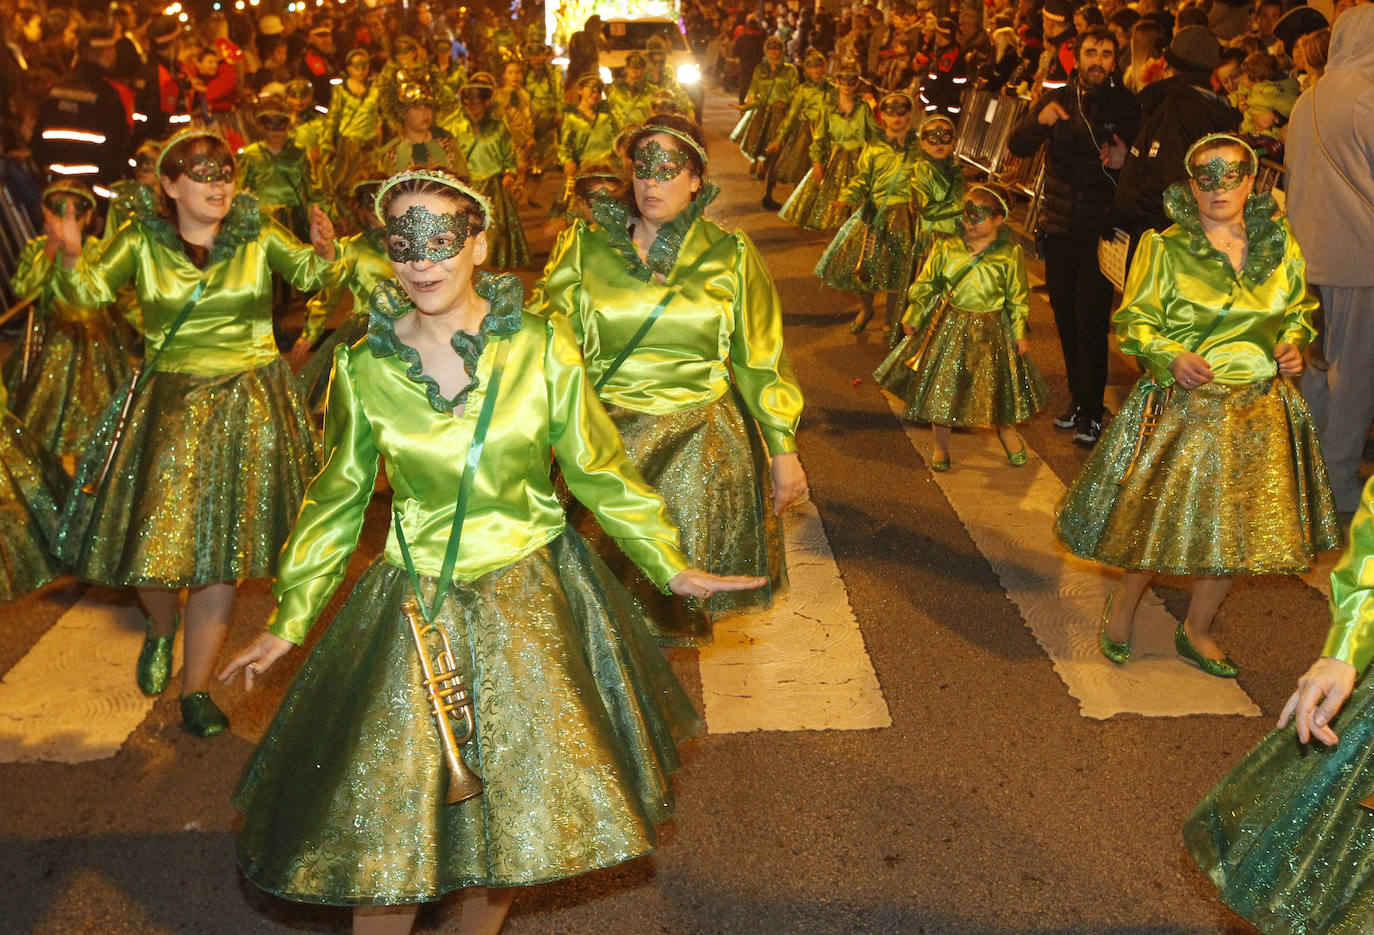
[385,190,488,316]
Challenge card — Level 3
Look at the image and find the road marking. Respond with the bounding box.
[698,500,892,734]
[0,596,169,763]
[883,392,1260,719]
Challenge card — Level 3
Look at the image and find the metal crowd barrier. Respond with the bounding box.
[953,88,1031,178]
[0,177,37,310]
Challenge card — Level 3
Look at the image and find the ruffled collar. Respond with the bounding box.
[134,187,262,267]
[1162,183,1286,285]
[590,183,721,282]
[365,271,525,414]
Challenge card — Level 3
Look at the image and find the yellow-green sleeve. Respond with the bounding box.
[261,214,336,294]
[532,222,584,341]
[809,109,830,164]
[1322,477,1374,672]
[838,150,872,205]
[269,343,380,643]
[9,237,54,302]
[1005,244,1031,340]
[303,247,357,344]
[1279,221,1318,350]
[545,312,688,591]
[1115,231,1188,386]
[729,233,803,455]
[51,222,138,309]
[904,238,948,331]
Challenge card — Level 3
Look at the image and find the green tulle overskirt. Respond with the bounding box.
[770,121,813,185]
[732,100,787,160]
[0,412,68,603]
[779,147,861,233]
[815,204,917,295]
[12,316,135,456]
[234,532,700,905]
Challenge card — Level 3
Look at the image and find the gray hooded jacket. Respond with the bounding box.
[1284,4,1374,287]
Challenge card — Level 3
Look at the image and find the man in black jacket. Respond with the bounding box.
[31,25,131,189]
[1008,25,1139,446]
[1113,26,1238,252]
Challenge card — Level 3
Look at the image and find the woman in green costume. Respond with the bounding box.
[522,42,562,184]
[1054,134,1340,677]
[0,380,69,605]
[1185,475,1374,935]
[534,115,809,646]
[814,91,922,336]
[8,181,135,459]
[731,36,798,177]
[761,49,834,212]
[219,168,761,935]
[43,128,339,736]
[778,60,875,233]
[557,74,620,211]
[874,184,1046,470]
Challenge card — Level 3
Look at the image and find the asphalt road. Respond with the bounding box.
[0,86,1348,935]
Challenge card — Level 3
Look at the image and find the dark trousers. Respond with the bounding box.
[1041,233,1116,420]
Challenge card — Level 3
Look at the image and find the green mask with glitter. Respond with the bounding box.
[183,157,234,183]
[1189,156,1251,192]
[632,140,690,182]
[962,200,995,224]
[385,203,468,263]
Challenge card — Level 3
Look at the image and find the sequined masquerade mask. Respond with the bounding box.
[385,203,469,263]
[632,140,690,182]
[44,194,91,219]
[258,113,291,131]
[183,157,234,183]
[1189,156,1251,192]
[921,127,954,144]
[962,200,995,224]
[880,96,913,116]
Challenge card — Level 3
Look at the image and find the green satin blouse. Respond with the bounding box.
[1322,478,1374,671]
[911,155,965,235]
[268,273,688,644]
[373,133,470,178]
[745,61,798,109]
[235,141,315,210]
[303,227,392,343]
[441,111,518,181]
[809,99,876,163]
[606,79,655,129]
[1116,207,1316,388]
[557,104,618,167]
[329,82,380,142]
[533,194,804,456]
[52,194,335,377]
[780,79,835,140]
[905,230,1031,339]
[11,235,105,324]
[840,131,924,211]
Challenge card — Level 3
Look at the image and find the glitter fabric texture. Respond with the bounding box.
[815,203,917,294]
[570,391,787,646]
[0,406,69,602]
[779,102,876,232]
[57,358,320,587]
[234,535,700,905]
[466,173,530,271]
[1054,377,1339,575]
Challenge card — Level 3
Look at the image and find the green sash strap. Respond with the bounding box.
[394,338,511,625]
[594,250,713,393]
[138,280,206,391]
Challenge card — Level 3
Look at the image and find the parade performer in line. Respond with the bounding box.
[645,36,695,120]
[607,51,656,129]
[298,177,393,415]
[522,41,562,194]
[874,184,1046,470]
[8,182,135,459]
[442,74,530,270]
[0,380,69,605]
[534,115,808,646]
[236,95,319,241]
[1054,135,1339,676]
[43,128,339,736]
[321,49,383,222]
[557,74,619,211]
[491,60,536,204]
[761,49,835,211]
[219,168,761,935]
[1184,474,1374,935]
[814,91,922,336]
[731,36,798,179]
[779,60,874,233]
[897,112,969,345]
[375,77,470,178]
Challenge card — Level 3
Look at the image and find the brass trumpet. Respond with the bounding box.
[401,599,484,805]
[1118,386,1171,484]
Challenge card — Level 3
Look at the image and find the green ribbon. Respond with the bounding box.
[139,280,206,390]
[594,250,712,393]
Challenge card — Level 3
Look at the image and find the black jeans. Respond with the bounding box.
[1041,233,1116,421]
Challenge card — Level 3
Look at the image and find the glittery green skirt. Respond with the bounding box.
[0,412,69,603]
[300,315,368,417]
[529,109,559,170]
[1184,671,1374,934]
[57,358,321,588]
[779,147,861,232]
[814,204,917,295]
[770,121,813,184]
[568,390,787,647]
[12,316,135,456]
[233,533,700,905]
[471,175,530,271]
[873,306,1048,427]
[732,100,788,160]
[1054,377,1340,576]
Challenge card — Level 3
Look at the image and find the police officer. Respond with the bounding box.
[31,24,132,188]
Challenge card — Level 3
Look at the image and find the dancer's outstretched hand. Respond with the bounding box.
[1279,656,1357,746]
[668,569,767,600]
[218,632,295,692]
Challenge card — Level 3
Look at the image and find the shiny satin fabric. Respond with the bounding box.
[51,196,337,377]
[1116,219,1317,388]
[302,229,392,344]
[911,156,966,238]
[440,111,518,181]
[905,233,1032,339]
[606,79,655,129]
[330,82,381,141]
[373,135,471,179]
[557,106,618,169]
[839,131,925,211]
[770,80,835,185]
[269,278,688,646]
[1322,477,1374,671]
[534,217,803,456]
[235,142,316,219]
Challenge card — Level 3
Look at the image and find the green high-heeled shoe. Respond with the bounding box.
[929,450,950,472]
[1097,594,1130,664]
[136,615,179,697]
[849,307,874,334]
[1174,623,1239,678]
[180,692,229,737]
[999,432,1028,467]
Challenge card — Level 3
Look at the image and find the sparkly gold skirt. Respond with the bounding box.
[733,100,788,160]
[300,315,368,417]
[1054,377,1340,576]
[568,390,787,646]
[873,306,1048,427]
[57,358,321,588]
[814,204,917,295]
[0,411,69,603]
[779,147,861,233]
[470,175,530,271]
[12,316,135,456]
[233,533,700,905]
[770,121,813,184]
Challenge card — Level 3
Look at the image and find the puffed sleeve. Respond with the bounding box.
[50,221,139,309]
[9,237,53,305]
[729,232,803,456]
[269,343,380,644]
[1115,231,1187,386]
[903,237,948,331]
[545,313,688,590]
[1278,219,1318,351]
[1322,476,1374,672]
[530,222,586,342]
[261,211,336,294]
[302,240,358,345]
[1004,244,1031,341]
[808,108,830,164]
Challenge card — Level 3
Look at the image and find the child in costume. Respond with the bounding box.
[557,74,620,211]
[235,95,318,241]
[761,49,835,211]
[606,51,656,128]
[8,182,136,460]
[874,184,1047,470]
[732,36,798,178]
[374,77,470,178]
[898,112,968,345]
[814,91,923,336]
[779,60,875,233]
[442,73,530,270]
[522,41,563,184]
[492,60,536,205]
[220,168,761,935]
